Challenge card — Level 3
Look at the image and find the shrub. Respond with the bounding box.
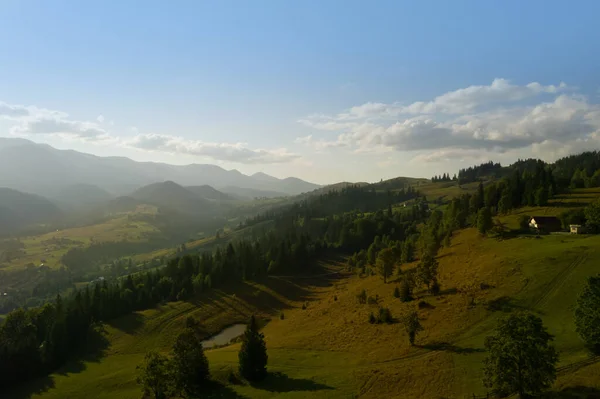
[393,286,400,298]
[367,296,378,305]
[368,312,377,324]
[378,307,393,324]
[357,289,367,304]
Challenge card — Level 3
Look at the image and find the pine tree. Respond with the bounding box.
[238,315,268,381]
[172,328,210,396]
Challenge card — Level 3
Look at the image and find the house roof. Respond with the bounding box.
[530,216,560,224]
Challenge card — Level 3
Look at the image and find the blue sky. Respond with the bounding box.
[1,0,600,184]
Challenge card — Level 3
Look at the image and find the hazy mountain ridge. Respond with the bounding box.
[0,138,321,197]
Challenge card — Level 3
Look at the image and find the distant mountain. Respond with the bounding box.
[0,138,321,198]
[186,185,235,201]
[48,183,114,210]
[131,181,218,216]
[251,172,282,183]
[0,187,62,234]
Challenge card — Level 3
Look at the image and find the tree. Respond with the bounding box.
[238,315,268,381]
[137,352,174,399]
[172,328,210,396]
[416,252,438,291]
[399,277,413,302]
[402,311,423,345]
[401,239,414,264]
[535,186,549,206]
[376,247,395,284]
[584,198,600,233]
[483,312,558,399]
[477,207,493,235]
[519,215,531,232]
[574,275,600,354]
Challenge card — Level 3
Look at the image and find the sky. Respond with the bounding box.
[1,0,600,185]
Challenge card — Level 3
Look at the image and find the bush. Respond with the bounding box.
[367,296,378,305]
[393,286,400,298]
[368,312,377,324]
[378,307,393,324]
[357,289,367,304]
[519,215,531,231]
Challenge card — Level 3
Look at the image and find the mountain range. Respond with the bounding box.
[0,138,320,198]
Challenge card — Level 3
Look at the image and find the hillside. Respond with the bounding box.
[130,181,218,216]
[4,177,600,398]
[220,185,288,199]
[185,185,235,201]
[0,188,62,234]
[48,184,114,210]
[10,228,600,398]
[0,138,320,197]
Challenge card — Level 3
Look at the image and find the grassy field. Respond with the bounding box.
[0,205,160,274]
[8,220,600,398]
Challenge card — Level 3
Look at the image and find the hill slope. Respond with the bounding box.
[11,227,600,398]
[185,185,235,201]
[130,181,217,216]
[0,188,62,234]
[48,184,114,210]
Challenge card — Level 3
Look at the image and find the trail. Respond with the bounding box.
[531,251,587,309]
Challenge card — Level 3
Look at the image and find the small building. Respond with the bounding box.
[529,216,562,233]
[570,224,585,234]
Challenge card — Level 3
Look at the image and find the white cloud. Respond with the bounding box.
[97,115,105,123]
[124,133,299,164]
[298,79,600,162]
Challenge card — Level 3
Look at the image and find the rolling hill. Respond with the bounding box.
[130,181,219,216]
[185,185,235,201]
[0,187,62,234]
[0,138,321,197]
[48,183,114,210]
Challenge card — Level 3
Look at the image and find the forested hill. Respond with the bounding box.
[456,151,600,188]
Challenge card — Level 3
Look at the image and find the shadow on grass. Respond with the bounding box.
[486,296,534,313]
[542,386,600,398]
[195,380,250,399]
[6,325,110,399]
[106,311,145,334]
[418,341,485,355]
[251,372,334,393]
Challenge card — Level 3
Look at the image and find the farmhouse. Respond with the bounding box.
[529,216,562,232]
[570,224,585,234]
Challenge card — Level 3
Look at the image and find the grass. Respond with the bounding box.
[0,205,160,274]
[6,191,600,398]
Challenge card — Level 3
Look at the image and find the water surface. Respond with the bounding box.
[201,324,246,348]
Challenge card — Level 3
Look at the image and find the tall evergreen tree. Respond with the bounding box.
[172,328,210,396]
[238,315,268,381]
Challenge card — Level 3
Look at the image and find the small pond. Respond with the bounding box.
[201,324,246,349]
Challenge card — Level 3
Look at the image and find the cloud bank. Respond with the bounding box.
[297,79,600,162]
[0,102,298,164]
